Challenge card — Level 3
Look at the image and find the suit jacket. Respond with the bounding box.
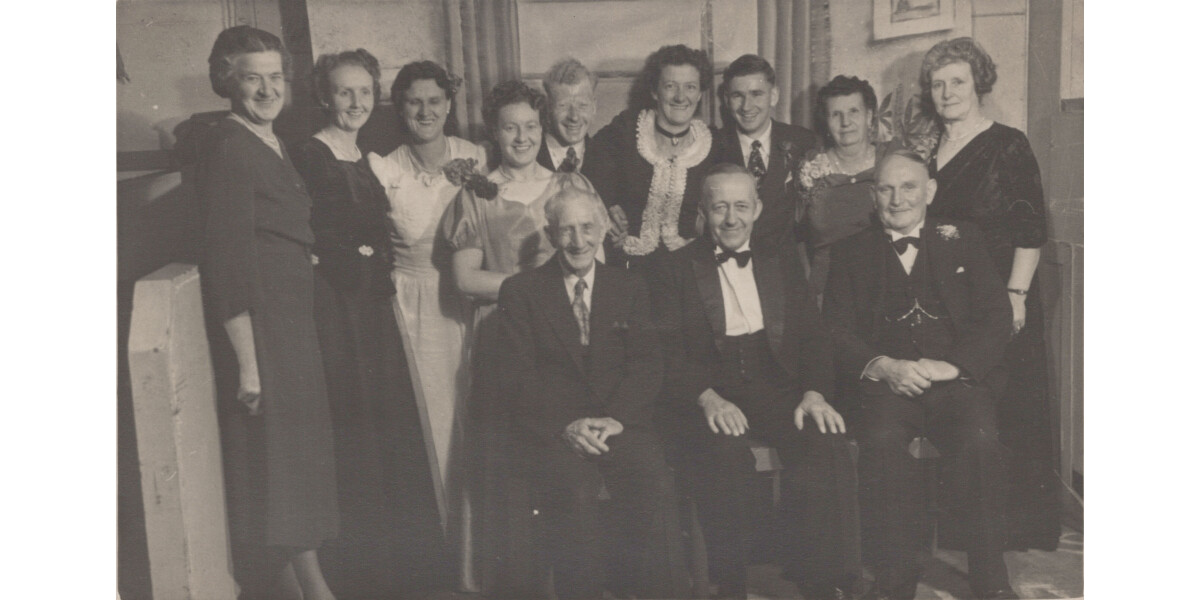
[651,235,835,413]
[536,135,592,175]
[822,218,1012,387]
[712,119,821,251]
[497,255,664,446]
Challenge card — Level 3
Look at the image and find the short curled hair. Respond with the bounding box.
[390,60,460,108]
[313,49,382,108]
[628,44,713,111]
[813,75,878,146]
[919,37,998,116]
[543,57,597,94]
[208,26,292,99]
[483,80,546,134]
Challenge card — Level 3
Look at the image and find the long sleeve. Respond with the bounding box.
[201,133,259,322]
[789,251,836,401]
[651,255,715,412]
[998,131,1048,250]
[822,237,883,378]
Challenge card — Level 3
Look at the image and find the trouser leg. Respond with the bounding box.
[532,442,605,600]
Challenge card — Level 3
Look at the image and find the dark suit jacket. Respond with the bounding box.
[712,119,821,250]
[651,235,835,413]
[497,255,664,446]
[822,218,1012,388]
[536,135,592,175]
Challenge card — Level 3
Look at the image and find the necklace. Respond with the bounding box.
[655,121,691,146]
[942,117,988,144]
[830,145,874,175]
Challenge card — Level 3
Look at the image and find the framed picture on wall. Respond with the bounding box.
[873,0,955,41]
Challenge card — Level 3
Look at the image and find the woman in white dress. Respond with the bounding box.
[366,60,486,591]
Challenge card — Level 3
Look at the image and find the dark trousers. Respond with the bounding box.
[528,428,689,600]
[665,335,862,598]
[855,380,1009,599]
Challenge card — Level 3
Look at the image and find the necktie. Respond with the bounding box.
[560,146,579,173]
[573,278,589,346]
[747,140,767,179]
[892,236,921,254]
[715,249,753,268]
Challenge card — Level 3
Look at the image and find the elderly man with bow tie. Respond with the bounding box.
[823,148,1016,600]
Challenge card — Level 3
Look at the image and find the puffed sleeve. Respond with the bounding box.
[442,186,484,251]
[201,133,260,322]
[998,130,1048,249]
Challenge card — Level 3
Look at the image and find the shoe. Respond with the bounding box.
[973,585,1019,599]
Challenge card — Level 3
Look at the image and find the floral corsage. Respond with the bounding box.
[443,157,498,199]
[936,224,960,240]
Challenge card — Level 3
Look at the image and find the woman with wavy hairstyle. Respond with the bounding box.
[920,35,1059,555]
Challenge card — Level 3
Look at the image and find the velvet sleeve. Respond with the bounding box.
[201,133,260,322]
[998,130,1048,249]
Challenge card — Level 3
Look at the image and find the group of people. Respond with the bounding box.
[189,23,1056,600]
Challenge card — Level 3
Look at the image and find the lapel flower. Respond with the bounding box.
[442,157,499,199]
[358,245,375,257]
[937,224,960,240]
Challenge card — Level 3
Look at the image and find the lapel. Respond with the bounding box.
[690,237,727,348]
[536,141,554,171]
[921,220,967,324]
[753,248,786,358]
[540,255,587,374]
[864,225,891,326]
[761,120,791,194]
[588,265,615,357]
[721,125,746,166]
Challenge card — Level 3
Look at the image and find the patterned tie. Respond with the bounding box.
[560,146,579,173]
[573,278,589,346]
[747,140,767,180]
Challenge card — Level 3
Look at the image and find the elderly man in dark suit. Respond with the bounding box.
[537,58,596,175]
[653,164,864,600]
[824,148,1016,600]
[496,186,688,600]
[713,54,822,252]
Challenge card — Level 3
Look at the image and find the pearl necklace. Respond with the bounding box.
[830,145,875,176]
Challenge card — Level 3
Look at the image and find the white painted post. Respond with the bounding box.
[128,263,237,600]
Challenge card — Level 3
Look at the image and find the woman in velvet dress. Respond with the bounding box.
[921,37,1060,550]
[198,26,338,600]
[587,44,716,271]
[292,49,416,595]
[443,80,601,596]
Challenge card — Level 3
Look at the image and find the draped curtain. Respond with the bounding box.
[756,0,830,128]
[445,0,522,143]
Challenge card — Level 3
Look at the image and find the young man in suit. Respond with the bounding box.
[823,149,1016,600]
[714,54,822,252]
[496,187,688,600]
[538,58,596,175]
[653,164,864,600]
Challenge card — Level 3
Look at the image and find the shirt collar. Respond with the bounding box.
[736,120,772,152]
[546,134,584,157]
[560,256,596,289]
[713,239,752,255]
[885,219,925,241]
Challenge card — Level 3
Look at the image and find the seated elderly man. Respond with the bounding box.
[496,186,688,600]
[653,164,864,600]
[823,148,1016,600]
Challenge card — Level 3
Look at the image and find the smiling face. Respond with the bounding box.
[702,172,761,251]
[326,64,374,133]
[873,154,937,235]
[230,51,286,125]
[725,73,778,137]
[826,92,872,150]
[400,78,450,143]
[929,61,981,123]
[549,194,604,276]
[495,101,543,169]
[546,81,596,146]
[652,64,702,128]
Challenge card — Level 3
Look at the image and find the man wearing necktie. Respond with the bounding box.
[653,164,864,600]
[497,187,688,599]
[714,55,821,252]
[538,58,596,176]
[823,149,1016,600]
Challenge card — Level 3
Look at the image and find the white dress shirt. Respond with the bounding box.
[886,219,925,275]
[715,241,764,336]
[736,120,772,168]
[546,134,586,170]
[563,261,596,313]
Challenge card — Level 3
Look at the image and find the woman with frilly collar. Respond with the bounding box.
[588,44,716,271]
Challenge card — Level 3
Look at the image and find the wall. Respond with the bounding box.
[828,0,1028,131]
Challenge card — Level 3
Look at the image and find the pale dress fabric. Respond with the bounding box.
[367,136,486,590]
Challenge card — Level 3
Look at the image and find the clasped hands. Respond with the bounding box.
[698,389,845,436]
[563,417,624,456]
[866,357,960,398]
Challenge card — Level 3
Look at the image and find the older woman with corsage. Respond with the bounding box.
[920,36,1059,554]
[588,44,716,270]
[793,75,882,297]
[197,25,338,600]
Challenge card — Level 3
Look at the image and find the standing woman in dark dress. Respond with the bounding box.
[199,26,339,599]
[292,49,416,595]
[921,37,1060,550]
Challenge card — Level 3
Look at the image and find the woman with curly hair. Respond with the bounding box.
[588,44,717,270]
[920,32,1059,563]
[363,59,488,591]
[794,75,882,297]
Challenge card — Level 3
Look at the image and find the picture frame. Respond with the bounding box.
[873,0,956,40]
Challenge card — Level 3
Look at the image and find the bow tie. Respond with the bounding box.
[716,249,753,268]
[891,236,921,254]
